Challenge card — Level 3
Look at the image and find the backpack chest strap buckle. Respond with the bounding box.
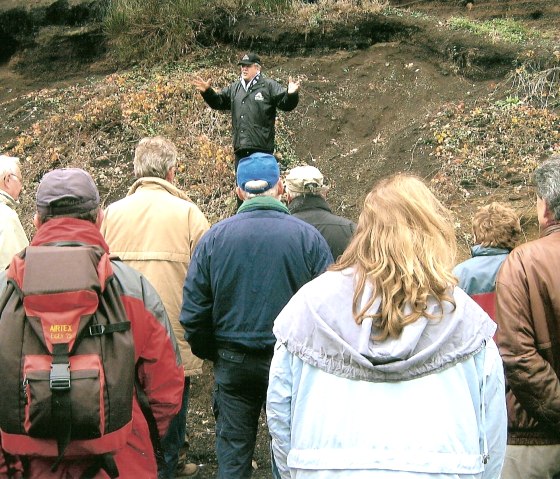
[50,363,71,390]
[89,324,105,336]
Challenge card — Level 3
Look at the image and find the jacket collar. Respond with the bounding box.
[239,73,265,89]
[237,196,290,215]
[541,223,560,238]
[470,244,510,257]
[240,73,261,91]
[288,195,332,214]
[127,177,193,203]
[0,190,17,209]
[31,217,110,253]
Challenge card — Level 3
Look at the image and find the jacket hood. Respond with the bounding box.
[31,217,110,253]
[273,269,496,382]
[471,244,510,257]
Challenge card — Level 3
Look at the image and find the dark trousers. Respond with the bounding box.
[213,349,273,479]
[234,149,267,171]
[158,376,191,479]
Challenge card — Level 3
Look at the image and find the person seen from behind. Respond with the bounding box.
[0,168,184,478]
[453,202,521,320]
[101,137,209,478]
[285,165,356,260]
[180,152,333,479]
[267,173,507,478]
[495,154,560,479]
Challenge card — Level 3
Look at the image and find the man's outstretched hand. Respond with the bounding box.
[288,76,300,94]
[192,77,212,93]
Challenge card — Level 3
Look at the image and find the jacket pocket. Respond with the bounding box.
[217,349,245,364]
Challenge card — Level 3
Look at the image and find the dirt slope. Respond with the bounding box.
[282,44,489,218]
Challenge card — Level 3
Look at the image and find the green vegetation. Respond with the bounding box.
[447,17,537,45]
[103,0,206,64]
[103,0,387,65]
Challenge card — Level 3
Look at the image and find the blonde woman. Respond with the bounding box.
[267,174,506,479]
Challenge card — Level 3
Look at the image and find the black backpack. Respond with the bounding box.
[0,245,135,477]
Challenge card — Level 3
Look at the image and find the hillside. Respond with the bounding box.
[0,0,559,476]
[1,1,558,255]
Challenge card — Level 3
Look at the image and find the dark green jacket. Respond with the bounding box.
[288,195,356,260]
[201,74,299,154]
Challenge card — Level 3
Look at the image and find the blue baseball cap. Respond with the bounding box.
[236,153,280,194]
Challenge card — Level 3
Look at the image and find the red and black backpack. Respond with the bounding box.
[0,244,135,477]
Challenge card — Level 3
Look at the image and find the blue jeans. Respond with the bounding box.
[213,349,272,479]
[158,376,191,479]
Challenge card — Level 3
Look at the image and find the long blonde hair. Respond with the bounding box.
[331,174,457,340]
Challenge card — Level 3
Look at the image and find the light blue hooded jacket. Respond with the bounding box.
[267,268,506,479]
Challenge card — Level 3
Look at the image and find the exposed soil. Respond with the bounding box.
[0,1,559,477]
[283,44,487,215]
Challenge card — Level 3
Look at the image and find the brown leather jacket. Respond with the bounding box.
[495,224,560,445]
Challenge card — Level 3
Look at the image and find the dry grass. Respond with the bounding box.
[1,53,303,235]
[103,0,387,66]
[426,64,560,255]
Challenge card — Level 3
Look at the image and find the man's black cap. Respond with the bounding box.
[238,52,261,66]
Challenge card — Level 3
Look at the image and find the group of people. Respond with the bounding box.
[0,50,558,479]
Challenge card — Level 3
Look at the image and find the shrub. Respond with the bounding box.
[103,0,206,64]
[508,50,560,108]
[103,0,387,66]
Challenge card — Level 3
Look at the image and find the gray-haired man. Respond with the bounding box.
[0,155,28,269]
[496,154,560,478]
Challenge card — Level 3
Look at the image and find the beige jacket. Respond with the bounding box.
[101,177,209,376]
[0,190,28,269]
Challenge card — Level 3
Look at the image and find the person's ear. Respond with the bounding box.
[276,180,284,196]
[32,213,42,230]
[236,186,245,201]
[95,209,104,229]
[165,166,175,183]
[543,203,555,222]
[537,195,554,229]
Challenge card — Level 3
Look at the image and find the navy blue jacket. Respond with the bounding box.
[180,201,333,360]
